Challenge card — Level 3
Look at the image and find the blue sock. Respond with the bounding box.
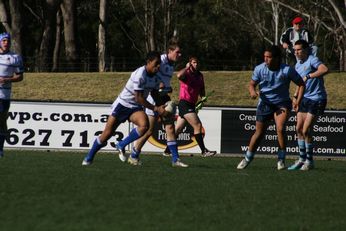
[118,128,141,150]
[298,139,306,162]
[278,149,286,161]
[131,147,140,159]
[167,140,179,163]
[85,137,106,162]
[306,143,314,163]
[245,150,254,162]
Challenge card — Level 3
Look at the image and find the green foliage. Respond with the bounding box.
[1,151,346,230]
[12,72,346,109]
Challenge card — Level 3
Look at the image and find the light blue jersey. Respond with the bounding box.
[252,63,301,105]
[295,55,327,101]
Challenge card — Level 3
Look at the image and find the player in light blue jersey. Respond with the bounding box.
[82,51,166,166]
[237,45,305,170]
[288,40,328,171]
[130,37,189,167]
[0,32,24,158]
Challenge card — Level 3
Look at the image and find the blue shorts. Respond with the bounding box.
[111,103,143,123]
[298,97,327,116]
[256,100,292,122]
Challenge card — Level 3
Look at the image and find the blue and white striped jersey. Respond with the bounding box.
[114,65,160,109]
[0,51,24,99]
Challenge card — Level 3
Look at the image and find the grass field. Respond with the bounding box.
[12,71,346,109]
[1,150,346,231]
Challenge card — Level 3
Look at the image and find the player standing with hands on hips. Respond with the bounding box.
[162,56,217,157]
[288,39,328,171]
[0,32,24,158]
[82,51,166,165]
[237,45,305,170]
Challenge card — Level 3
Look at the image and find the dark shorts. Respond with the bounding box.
[111,103,143,123]
[298,97,327,116]
[178,100,196,118]
[256,100,292,122]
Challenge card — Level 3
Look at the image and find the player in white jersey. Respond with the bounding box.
[0,32,24,158]
[129,38,189,167]
[82,51,166,165]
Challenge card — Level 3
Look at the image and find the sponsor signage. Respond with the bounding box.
[143,109,221,154]
[7,101,129,150]
[221,108,346,157]
[6,102,346,157]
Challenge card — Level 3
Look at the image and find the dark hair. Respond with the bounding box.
[189,56,198,63]
[294,39,309,49]
[146,51,161,63]
[265,45,282,60]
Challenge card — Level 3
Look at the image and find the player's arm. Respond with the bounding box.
[0,72,23,84]
[248,80,258,99]
[177,62,190,81]
[134,90,165,115]
[291,70,305,112]
[303,63,328,82]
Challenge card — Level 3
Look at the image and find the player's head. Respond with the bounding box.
[167,37,181,63]
[145,51,161,76]
[294,39,309,60]
[0,32,11,52]
[264,45,282,69]
[292,17,303,31]
[188,56,199,71]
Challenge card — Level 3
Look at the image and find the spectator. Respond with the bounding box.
[280,16,317,60]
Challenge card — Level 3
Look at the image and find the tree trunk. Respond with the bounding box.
[98,0,107,72]
[61,0,79,72]
[0,0,23,55]
[52,9,62,72]
[37,0,60,72]
[0,0,11,32]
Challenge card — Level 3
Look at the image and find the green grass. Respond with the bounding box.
[12,71,346,109]
[1,150,346,231]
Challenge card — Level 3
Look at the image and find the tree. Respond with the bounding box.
[37,0,60,72]
[98,0,107,72]
[61,0,79,71]
[0,0,23,54]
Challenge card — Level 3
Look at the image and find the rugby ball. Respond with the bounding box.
[164,101,176,114]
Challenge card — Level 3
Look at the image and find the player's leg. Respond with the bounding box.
[126,111,150,165]
[0,100,10,158]
[288,111,307,170]
[273,107,290,170]
[133,115,157,156]
[237,101,272,169]
[300,113,316,170]
[164,118,188,167]
[163,116,186,156]
[184,112,216,157]
[83,115,121,165]
[237,120,268,169]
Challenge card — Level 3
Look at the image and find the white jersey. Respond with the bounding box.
[147,54,174,106]
[113,65,160,109]
[0,51,24,99]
